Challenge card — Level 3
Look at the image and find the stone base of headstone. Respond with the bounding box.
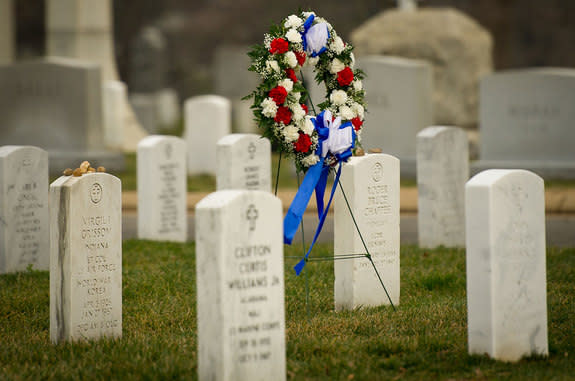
[49,151,125,175]
[471,161,575,180]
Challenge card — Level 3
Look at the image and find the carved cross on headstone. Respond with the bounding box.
[397,0,418,12]
[248,142,257,160]
[246,204,258,231]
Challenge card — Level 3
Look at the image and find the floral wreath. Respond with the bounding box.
[246,11,366,173]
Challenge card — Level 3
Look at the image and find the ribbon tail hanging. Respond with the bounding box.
[294,163,342,275]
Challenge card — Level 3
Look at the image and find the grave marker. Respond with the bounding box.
[50,172,122,343]
[334,153,400,310]
[137,135,187,242]
[102,80,126,150]
[0,58,125,173]
[474,69,575,178]
[0,146,49,273]
[184,95,231,175]
[466,169,548,361]
[417,126,468,247]
[196,190,285,381]
[357,55,433,177]
[216,134,271,192]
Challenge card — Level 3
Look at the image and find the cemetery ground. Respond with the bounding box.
[0,242,573,380]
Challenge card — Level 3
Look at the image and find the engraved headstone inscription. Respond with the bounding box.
[0,146,49,273]
[137,135,187,242]
[357,55,433,177]
[184,95,231,176]
[416,126,468,248]
[195,190,285,381]
[50,172,122,343]
[466,169,548,361]
[334,153,400,310]
[216,134,271,192]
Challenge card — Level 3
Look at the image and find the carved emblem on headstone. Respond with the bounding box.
[246,204,258,231]
[90,183,103,204]
[371,162,383,182]
[248,142,257,160]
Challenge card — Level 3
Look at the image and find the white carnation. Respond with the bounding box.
[261,98,278,118]
[351,102,364,119]
[284,15,303,29]
[291,104,306,122]
[285,51,298,68]
[301,154,320,167]
[266,60,280,73]
[330,90,348,106]
[306,56,319,67]
[302,116,315,135]
[282,125,300,142]
[339,105,355,120]
[330,36,345,54]
[291,91,301,102]
[329,58,346,74]
[285,28,302,44]
[353,80,363,91]
[279,79,293,92]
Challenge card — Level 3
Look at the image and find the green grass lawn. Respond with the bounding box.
[0,243,573,380]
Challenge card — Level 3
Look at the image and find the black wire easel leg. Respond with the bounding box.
[336,172,396,311]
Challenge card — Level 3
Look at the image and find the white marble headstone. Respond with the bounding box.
[50,172,122,343]
[195,190,285,381]
[334,154,400,310]
[137,135,187,242]
[417,126,468,248]
[0,146,49,273]
[216,134,271,192]
[103,80,126,150]
[466,169,548,362]
[357,55,433,177]
[184,95,231,175]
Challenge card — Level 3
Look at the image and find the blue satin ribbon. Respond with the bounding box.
[283,111,356,275]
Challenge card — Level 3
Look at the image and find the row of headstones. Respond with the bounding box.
[0,143,547,368]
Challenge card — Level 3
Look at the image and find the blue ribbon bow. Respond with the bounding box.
[300,14,330,58]
[283,111,355,275]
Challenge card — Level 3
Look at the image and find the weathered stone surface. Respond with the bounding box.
[334,154,400,310]
[466,169,548,362]
[50,172,122,343]
[0,146,49,273]
[473,68,575,179]
[137,135,187,242]
[352,8,493,128]
[417,126,468,248]
[195,190,285,381]
[216,134,271,192]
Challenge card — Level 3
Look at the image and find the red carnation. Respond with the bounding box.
[285,68,298,83]
[269,38,289,54]
[294,132,312,153]
[269,86,288,105]
[301,104,308,114]
[274,106,292,125]
[295,51,306,66]
[337,67,354,87]
[351,117,363,131]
